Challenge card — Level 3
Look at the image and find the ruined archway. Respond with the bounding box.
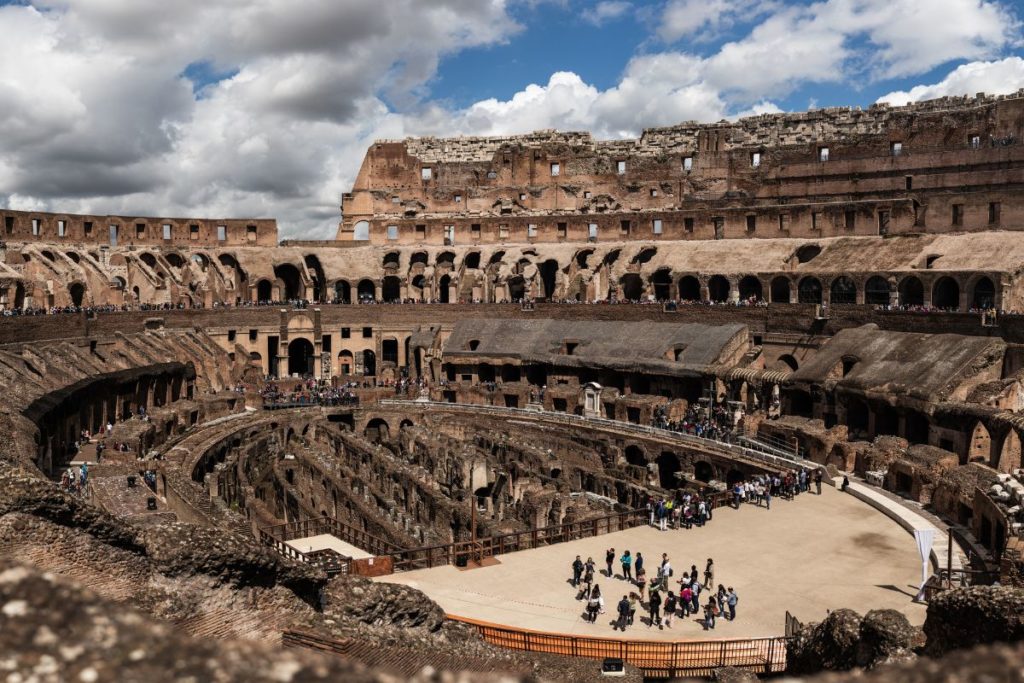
[652,269,672,301]
[968,421,991,465]
[68,282,85,307]
[798,277,822,304]
[738,276,762,301]
[770,276,791,303]
[933,277,960,310]
[898,276,924,307]
[363,350,376,376]
[357,279,375,302]
[830,276,857,304]
[972,276,995,310]
[678,275,700,301]
[334,280,351,303]
[997,429,1022,473]
[708,275,730,303]
[274,264,303,300]
[693,460,714,483]
[438,274,451,303]
[382,276,402,303]
[364,417,390,442]
[257,279,273,302]
[657,451,680,489]
[539,259,558,300]
[865,276,891,306]
[620,273,643,300]
[624,444,646,468]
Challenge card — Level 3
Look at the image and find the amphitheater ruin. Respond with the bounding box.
[3,91,1024,681]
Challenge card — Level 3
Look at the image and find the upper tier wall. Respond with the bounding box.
[339,91,1024,244]
[0,209,277,247]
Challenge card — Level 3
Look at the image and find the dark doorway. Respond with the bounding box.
[678,275,700,301]
[334,280,351,303]
[657,452,680,489]
[798,277,822,304]
[864,276,890,305]
[382,276,401,303]
[69,282,85,307]
[363,349,376,376]
[539,259,558,300]
[257,279,273,302]
[933,277,960,310]
[770,277,791,303]
[274,264,303,300]
[287,338,314,377]
[898,276,924,307]
[708,275,730,302]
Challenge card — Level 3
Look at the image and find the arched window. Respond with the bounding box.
[678,276,700,301]
[770,277,791,303]
[708,275,730,302]
[898,276,924,307]
[798,277,822,304]
[830,276,857,304]
[353,221,370,241]
[972,276,995,309]
[864,276,891,306]
[933,277,960,310]
[738,276,762,301]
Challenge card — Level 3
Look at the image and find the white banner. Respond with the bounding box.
[913,528,936,600]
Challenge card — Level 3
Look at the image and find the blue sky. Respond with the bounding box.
[1,0,1023,237]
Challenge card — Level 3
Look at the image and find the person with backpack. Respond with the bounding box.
[605,548,615,577]
[615,595,631,631]
[635,565,647,599]
[703,596,718,630]
[679,583,693,617]
[571,555,584,587]
[581,561,595,599]
[663,591,678,629]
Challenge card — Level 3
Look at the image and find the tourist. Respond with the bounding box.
[726,587,738,621]
[571,555,583,587]
[703,597,718,630]
[586,585,604,622]
[620,549,633,581]
[690,579,701,614]
[582,561,595,599]
[615,595,630,631]
[636,565,647,599]
[648,587,662,628]
[704,558,714,588]
[605,548,615,577]
[717,584,727,609]
[663,591,677,629]
[680,582,693,617]
[627,592,639,626]
[815,469,824,494]
[659,553,673,585]
[635,551,644,576]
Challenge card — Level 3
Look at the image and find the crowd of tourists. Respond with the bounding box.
[652,403,739,443]
[260,379,360,407]
[572,552,739,632]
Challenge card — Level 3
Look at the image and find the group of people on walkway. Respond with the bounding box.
[643,490,723,531]
[572,552,738,631]
[730,468,823,508]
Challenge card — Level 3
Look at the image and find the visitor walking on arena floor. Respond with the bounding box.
[726,587,738,621]
[605,548,615,577]
[571,555,583,587]
[620,550,633,581]
[586,585,604,623]
[663,591,677,629]
[616,595,630,631]
[581,559,595,599]
[648,587,662,628]
[815,469,823,495]
[704,558,714,588]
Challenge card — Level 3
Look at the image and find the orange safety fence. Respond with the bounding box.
[446,614,789,678]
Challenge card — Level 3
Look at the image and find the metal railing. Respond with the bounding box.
[379,400,808,472]
[260,515,397,557]
[390,497,730,572]
[448,615,789,678]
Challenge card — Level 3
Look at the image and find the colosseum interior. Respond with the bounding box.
[4,91,1024,681]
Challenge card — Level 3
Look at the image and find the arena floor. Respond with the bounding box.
[377,486,928,640]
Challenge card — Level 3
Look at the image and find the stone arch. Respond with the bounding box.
[678,275,700,301]
[656,451,680,489]
[256,279,273,301]
[337,350,354,375]
[362,349,376,376]
[13,283,24,310]
[770,276,791,303]
[933,277,960,310]
[464,251,481,270]
[507,276,526,301]
[997,429,1022,473]
[382,276,402,303]
[726,469,745,487]
[778,354,799,371]
[356,279,375,302]
[651,268,673,301]
[334,280,351,303]
[972,276,996,309]
[798,277,822,304]
[865,276,891,306]
[898,276,924,307]
[708,275,730,302]
[738,275,762,301]
[364,417,390,442]
[438,274,451,303]
[382,251,401,269]
[620,273,644,300]
[411,251,428,267]
[693,460,715,483]
[968,420,992,465]
[68,282,86,307]
[287,338,314,377]
[830,276,857,304]
[410,274,426,300]
[624,444,646,467]
[795,245,821,263]
[274,263,303,300]
[539,259,558,300]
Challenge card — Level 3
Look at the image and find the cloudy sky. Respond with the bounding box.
[0,0,1021,239]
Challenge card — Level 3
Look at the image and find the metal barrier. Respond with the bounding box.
[390,497,730,572]
[379,399,808,471]
[260,515,397,557]
[448,614,789,678]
